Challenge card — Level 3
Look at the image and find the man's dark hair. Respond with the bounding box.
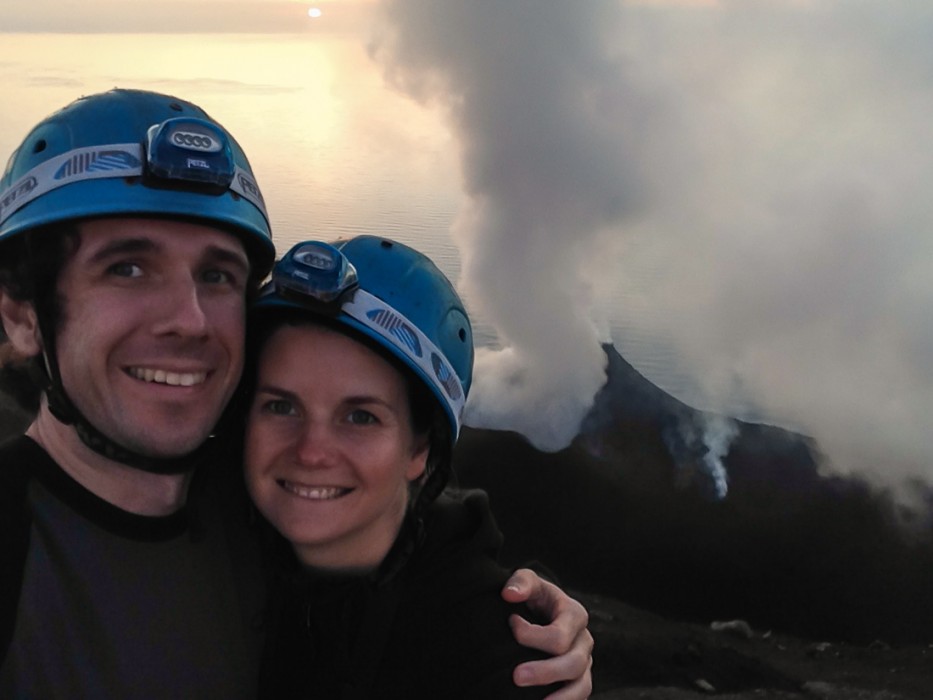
[0,223,78,413]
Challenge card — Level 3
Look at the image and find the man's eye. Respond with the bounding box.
[108,262,143,278]
[347,409,378,426]
[202,269,236,285]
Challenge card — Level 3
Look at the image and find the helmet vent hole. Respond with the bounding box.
[459,328,466,342]
[32,139,47,154]
[380,240,393,249]
[169,102,183,112]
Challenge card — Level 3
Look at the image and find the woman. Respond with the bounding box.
[244,236,561,698]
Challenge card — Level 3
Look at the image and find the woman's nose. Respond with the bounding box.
[294,420,337,469]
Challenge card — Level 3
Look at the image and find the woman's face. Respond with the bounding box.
[244,323,428,570]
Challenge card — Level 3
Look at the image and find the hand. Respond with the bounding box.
[502,569,594,699]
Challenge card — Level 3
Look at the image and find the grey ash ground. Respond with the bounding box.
[584,591,933,699]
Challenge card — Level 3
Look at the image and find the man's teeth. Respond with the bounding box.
[281,481,349,500]
[128,368,207,387]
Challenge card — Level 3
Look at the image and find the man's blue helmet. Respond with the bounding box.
[254,236,474,444]
[0,88,275,277]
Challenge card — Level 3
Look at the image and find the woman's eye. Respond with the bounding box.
[108,262,143,278]
[347,409,378,426]
[262,399,296,416]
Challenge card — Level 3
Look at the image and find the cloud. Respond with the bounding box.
[371,0,933,486]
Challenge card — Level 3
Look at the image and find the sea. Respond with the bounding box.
[0,31,705,408]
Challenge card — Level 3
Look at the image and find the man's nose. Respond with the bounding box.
[154,277,209,337]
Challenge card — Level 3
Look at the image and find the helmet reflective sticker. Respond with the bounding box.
[343,289,466,436]
[0,144,142,225]
[366,308,423,358]
[55,148,141,178]
[431,352,463,402]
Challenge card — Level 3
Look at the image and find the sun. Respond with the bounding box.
[308,7,323,19]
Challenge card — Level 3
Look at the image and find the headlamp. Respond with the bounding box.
[271,241,359,306]
[146,118,235,188]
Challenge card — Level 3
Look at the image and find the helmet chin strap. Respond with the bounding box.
[36,327,212,476]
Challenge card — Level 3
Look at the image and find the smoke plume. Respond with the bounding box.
[370,0,648,450]
[372,1,933,485]
[617,0,933,487]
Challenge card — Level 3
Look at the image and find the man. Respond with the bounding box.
[0,89,592,698]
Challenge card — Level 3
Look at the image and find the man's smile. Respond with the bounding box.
[126,367,209,387]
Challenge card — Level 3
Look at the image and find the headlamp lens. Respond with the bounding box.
[273,241,359,305]
[145,118,235,188]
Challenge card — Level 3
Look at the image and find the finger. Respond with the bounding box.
[513,643,593,689]
[501,568,538,603]
[542,658,594,700]
[510,613,574,656]
[509,592,590,655]
[520,576,588,633]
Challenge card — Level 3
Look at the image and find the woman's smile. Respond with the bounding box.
[277,480,351,501]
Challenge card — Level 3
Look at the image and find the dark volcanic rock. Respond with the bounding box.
[453,344,933,645]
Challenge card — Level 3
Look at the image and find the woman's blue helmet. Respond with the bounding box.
[0,88,275,277]
[254,236,474,445]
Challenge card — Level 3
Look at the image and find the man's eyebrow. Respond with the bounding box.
[87,237,157,264]
[204,244,251,275]
[84,238,251,275]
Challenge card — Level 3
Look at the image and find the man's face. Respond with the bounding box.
[53,217,250,458]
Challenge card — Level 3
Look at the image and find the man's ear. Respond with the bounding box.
[0,291,42,357]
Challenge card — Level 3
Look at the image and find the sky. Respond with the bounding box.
[3,1,371,33]
[3,0,933,493]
